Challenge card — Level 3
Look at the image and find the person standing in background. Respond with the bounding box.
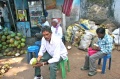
[35,16,50,40]
[37,16,49,28]
[1,2,11,31]
[51,19,63,39]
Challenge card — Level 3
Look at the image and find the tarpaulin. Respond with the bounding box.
[62,0,73,16]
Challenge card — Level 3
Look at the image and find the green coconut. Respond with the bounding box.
[30,58,37,65]
[15,36,20,40]
[21,38,26,42]
[7,35,11,40]
[9,38,15,44]
[10,33,16,38]
[17,33,22,37]
[21,43,25,47]
[1,35,6,41]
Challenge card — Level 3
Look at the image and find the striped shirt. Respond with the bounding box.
[97,34,113,54]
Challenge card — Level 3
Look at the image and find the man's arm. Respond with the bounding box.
[37,24,42,28]
[37,38,46,61]
[33,55,43,67]
[33,61,48,67]
[92,44,101,50]
[33,55,48,67]
[37,55,42,62]
[100,36,113,53]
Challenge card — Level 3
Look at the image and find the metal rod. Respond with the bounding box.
[7,0,16,31]
[117,27,120,51]
[41,0,45,16]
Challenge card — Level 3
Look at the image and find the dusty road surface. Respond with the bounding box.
[0,44,120,79]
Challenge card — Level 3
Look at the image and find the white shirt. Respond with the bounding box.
[41,21,49,27]
[38,34,68,63]
[51,25,63,39]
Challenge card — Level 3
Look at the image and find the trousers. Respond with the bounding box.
[83,51,106,72]
[35,52,62,79]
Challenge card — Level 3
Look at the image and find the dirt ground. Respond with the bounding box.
[0,43,120,79]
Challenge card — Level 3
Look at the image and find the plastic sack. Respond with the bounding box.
[113,35,120,45]
[80,19,90,29]
[112,28,120,35]
[78,38,91,50]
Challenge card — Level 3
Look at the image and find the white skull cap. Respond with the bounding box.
[52,19,58,23]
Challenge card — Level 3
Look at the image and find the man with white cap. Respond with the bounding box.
[51,19,63,39]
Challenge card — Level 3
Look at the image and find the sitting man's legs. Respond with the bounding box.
[81,54,89,70]
[35,52,62,79]
[81,51,106,76]
[49,62,58,79]
[34,52,52,78]
[89,51,106,71]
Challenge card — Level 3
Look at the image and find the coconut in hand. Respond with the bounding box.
[30,58,37,65]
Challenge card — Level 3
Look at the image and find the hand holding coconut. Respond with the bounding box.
[33,62,43,67]
[30,58,42,67]
[92,44,100,50]
[30,57,48,67]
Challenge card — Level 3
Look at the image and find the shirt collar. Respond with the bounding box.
[49,34,53,44]
[99,34,107,40]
